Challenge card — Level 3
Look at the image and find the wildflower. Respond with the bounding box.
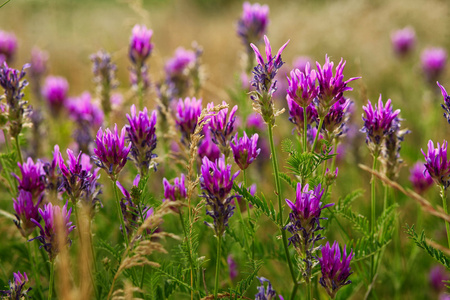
[380,126,409,180]
[255,277,283,300]
[165,47,196,78]
[126,105,157,175]
[43,145,63,192]
[30,47,48,78]
[91,49,118,117]
[0,271,31,299]
[246,112,265,131]
[117,177,140,235]
[129,25,153,65]
[361,95,400,155]
[207,101,238,156]
[31,202,75,261]
[318,241,354,299]
[409,161,433,194]
[198,129,221,162]
[429,265,450,292]
[391,27,416,57]
[41,76,69,116]
[293,56,313,73]
[322,98,353,141]
[92,124,131,181]
[324,167,339,186]
[250,36,289,125]
[230,131,260,170]
[200,155,240,236]
[237,2,269,48]
[287,99,317,135]
[315,55,359,118]
[0,63,31,139]
[286,64,318,108]
[163,174,187,202]
[227,255,238,280]
[421,47,447,84]
[13,157,46,200]
[437,82,450,125]
[421,140,450,189]
[0,31,17,64]
[175,97,202,143]
[13,190,43,237]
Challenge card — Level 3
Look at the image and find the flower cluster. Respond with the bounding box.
[93,124,131,180]
[0,271,31,300]
[421,140,450,189]
[31,202,75,261]
[126,105,158,176]
[41,76,69,116]
[409,162,434,195]
[175,97,202,143]
[318,241,354,299]
[207,101,238,156]
[322,98,353,141]
[163,174,187,202]
[437,82,450,125]
[200,156,240,237]
[129,24,153,91]
[380,125,410,180]
[391,27,416,57]
[421,47,447,84]
[117,176,141,235]
[198,129,221,162]
[13,157,46,199]
[230,131,260,170]
[13,190,43,237]
[286,64,318,108]
[255,277,283,300]
[0,30,17,64]
[237,2,269,49]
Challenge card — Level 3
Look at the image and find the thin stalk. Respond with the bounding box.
[48,260,54,300]
[267,125,296,283]
[307,280,312,300]
[214,235,222,300]
[331,138,339,171]
[3,129,10,153]
[111,180,129,247]
[243,169,251,216]
[303,106,307,153]
[15,137,23,165]
[27,241,43,299]
[179,210,195,298]
[311,118,325,153]
[289,283,299,300]
[440,187,450,249]
[136,63,144,111]
[383,184,388,212]
[370,155,378,290]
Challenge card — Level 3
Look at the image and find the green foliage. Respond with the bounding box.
[334,190,368,236]
[406,225,450,270]
[0,152,18,195]
[227,259,263,299]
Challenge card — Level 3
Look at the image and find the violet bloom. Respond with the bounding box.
[293,56,313,73]
[43,145,62,192]
[322,98,353,141]
[13,157,46,200]
[117,176,141,235]
[200,155,240,236]
[230,131,260,170]
[30,47,48,77]
[325,167,339,186]
[175,97,202,142]
[361,95,400,155]
[0,271,31,299]
[13,190,43,237]
[227,255,238,280]
[421,47,447,83]
[285,183,333,254]
[409,161,433,194]
[422,140,450,189]
[165,47,196,78]
[163,174,187,202]
[315,55,359,117]
[207,101,238,155]
[437,82,450,125]
[126,105,158,176]
[237,2,269,48]
[129,24,153,65]
[198,129,221,162]
[246,112,265,131]
[391,27,416,57]
[31,202,75,261]
[255,277,284,300]
[430,265,450,291]
[287,98,317,135]
[286,64,319,108]
[91,49,118,117]
[93,124,131,181]
[318,241,354,299]
[0,30,17,64]
[41,76,69,115]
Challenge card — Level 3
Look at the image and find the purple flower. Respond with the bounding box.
[30,47,48,77]
[315,55,359,117]
[325,167,339,186]
[246,112,265,131]
[421,47,447,83]
[322,98,353,140]
[200,155,240,236]
[129,24,153,65]
[117,177,140,235]
[287,98,317,134]
[91,50,118,117]
[430,265,450,291]
[93,124,131,180]
[13,157,46,200]
[293,56,313,73]
[175,97,202,142]
[13,190,43,237]
[318,241,354,299]
[163,174,187,202]
[237,2,269,47]
[0,271,31,299]
[361,95,400,154]
[255,277,283,300]
[227,255,238,280]
[31,202,75,261]
[0,31,17,64]
[67,92,104,128]
[165,47,196,78]
[391,27,416,57]
[198,129,221,162]
[409,161,433,194]
[437,82,450,125]
[286,65,319,108]
[126,105,158,175]
[41,76,69,115]
[230,131,260,170]
[207,101,238,154]
[422,140,450,189]
[43,145,62,192]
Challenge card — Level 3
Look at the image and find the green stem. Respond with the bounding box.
[48,260,54,300]
[383,184,389,212]
[27,241,43,299]
[290,283,299,300]
[136,63,144,111]
[307,280,312,300]
[267,125,296,283]
[370,154,378,291]
[303,106,308,153]
[243,170,251,216]
[111,180,129,247]
[15,137,23,165]
[311,118,325,153]
[214,235,222,300]
[331,138,339,171]
[440,187,450,249]
[179,211,195,292]
[3,129,9,153]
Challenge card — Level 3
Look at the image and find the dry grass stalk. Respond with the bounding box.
[111,280,143,300]
[200,292,253,300]
[55,204,74,300]
[426,238,450,256]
